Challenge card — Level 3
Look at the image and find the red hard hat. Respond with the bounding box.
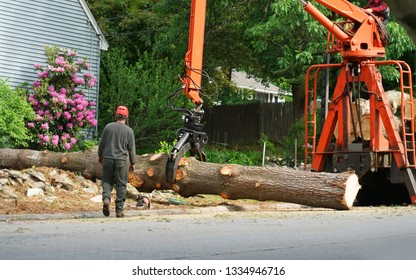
[116,106,128,117]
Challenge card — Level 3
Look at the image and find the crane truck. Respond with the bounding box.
[166,0,416,206]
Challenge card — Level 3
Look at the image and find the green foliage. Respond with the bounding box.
[73,137,99,151]
[259,133,277,156]
[154,140,262,166]
[275,116,306,166]
[99,48,183,153]
[86,0,166,63]
[154,140,176,154]
[88,0,416,155]
[206,146,262,166]
[0,78,35,148]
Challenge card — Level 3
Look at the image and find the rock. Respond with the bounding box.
[26,178,46,189]
[82,187,98,194]
[44,184,56,193]
[26,169,46,182]
[0,186,18,199]
[27,188,44,197]
[8,170,23,178]
[48,169,59,177]
[51,174,75,191]
[44,196,58,203]
[126,183,139,199]
[90,194,103,203]
[0,178,8,186]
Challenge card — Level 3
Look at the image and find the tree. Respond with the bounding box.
[86,0,166,63]
[88,0,415,148]
[243,0,414,118]
[98,48,185,153]
[0,148,361,210]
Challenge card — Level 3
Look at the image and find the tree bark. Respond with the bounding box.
[0,148,360,210]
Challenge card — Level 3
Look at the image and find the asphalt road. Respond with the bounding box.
[0,206,416,260]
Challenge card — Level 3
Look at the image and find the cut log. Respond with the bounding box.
[358,113,402,141]
[0,148,361,210]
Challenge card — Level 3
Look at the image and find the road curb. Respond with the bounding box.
[0,203,318,222]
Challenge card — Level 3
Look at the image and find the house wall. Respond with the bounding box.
[0,0,102,135]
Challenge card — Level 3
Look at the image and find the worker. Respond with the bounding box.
[364,0,390,24]
[98,105,136,218]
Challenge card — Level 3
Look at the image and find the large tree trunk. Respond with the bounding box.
[0,148,360,210]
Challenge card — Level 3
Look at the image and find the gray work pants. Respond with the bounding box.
[101,158,129,213]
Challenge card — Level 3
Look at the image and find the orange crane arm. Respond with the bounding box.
[299,0,386,58]
[180,0,207,106]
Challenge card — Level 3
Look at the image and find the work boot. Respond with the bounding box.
[102,201,110,217]
[116,211,124,218]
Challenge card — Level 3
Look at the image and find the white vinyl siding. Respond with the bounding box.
[0,0,107,136]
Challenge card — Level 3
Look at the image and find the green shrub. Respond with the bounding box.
[206,145,262,166]
[0,78,35,148]
[27,46,98,151]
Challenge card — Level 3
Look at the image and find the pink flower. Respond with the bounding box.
[54,67,65,73]
[32,81,41,88]
[37,71,48,79]
[58,125,63,130]
[75,78,85,85]
[27,122,35,128]
[52,139,59,146]
[58,94,66,103]
[55,56,65,66]
[90,119,98,127]
[87,80,95,87]
[66,123,73,129]
[34,63,41,69]
[41,123,49,130]
[70,138,77,145]
[64,112,71,120]
[64,143,71,150]
[42,135,50,143]
[60,88,67,94]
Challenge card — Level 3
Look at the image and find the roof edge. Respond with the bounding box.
[79,0,109,51]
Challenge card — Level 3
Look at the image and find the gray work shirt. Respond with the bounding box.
[98,122,136,165]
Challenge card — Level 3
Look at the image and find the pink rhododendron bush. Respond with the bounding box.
[27,46,98,151]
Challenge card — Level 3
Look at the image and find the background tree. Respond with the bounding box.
[86,0,415,151]
[98,48,185,153]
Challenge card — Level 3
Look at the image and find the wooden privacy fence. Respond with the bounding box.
[203,102,294,145]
